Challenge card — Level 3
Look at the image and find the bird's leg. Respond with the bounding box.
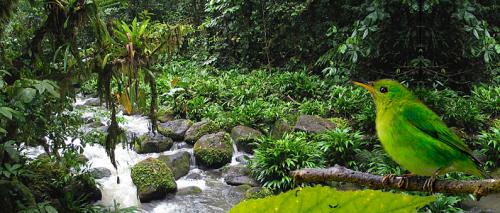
[423,169,441,193]
[382,174,396,185]
[398,173,416,189]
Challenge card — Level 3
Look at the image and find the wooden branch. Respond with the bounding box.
[290,165,500,199]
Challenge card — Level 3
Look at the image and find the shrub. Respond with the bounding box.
[354,145,403,176]
[315,127,364,166]
[249,132,324,191]
[418,193,463,213]
[298,100,329,117]
[328,86,375,131]
[415,88,486,132]
[471,85,500,117]
[476,125,500,170]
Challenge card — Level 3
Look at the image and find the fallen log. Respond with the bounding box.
[291,165,500,199]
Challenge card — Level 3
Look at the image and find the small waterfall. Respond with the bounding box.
[230,139,245,165]
[186,148,197,169]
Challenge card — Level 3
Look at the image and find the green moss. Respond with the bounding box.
[131,158,177,195]
[194,133,233,168]
[185,120,219,143]
[244,187,273,200]
[157,152,191,179]
[158,126,175,137]
[328,117,351,129]
[25,156,66,201]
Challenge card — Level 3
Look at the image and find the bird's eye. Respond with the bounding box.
[379,87,388,93]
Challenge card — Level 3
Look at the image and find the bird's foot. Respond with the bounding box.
[423,169,441,193]
[423,175,437,193]
[397,173,415,189]
[382,174,396,185]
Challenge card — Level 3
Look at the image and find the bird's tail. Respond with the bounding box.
[471,166,492,179]
[480,169,493,179]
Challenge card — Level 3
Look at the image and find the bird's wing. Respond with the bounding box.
[401,101,481,164]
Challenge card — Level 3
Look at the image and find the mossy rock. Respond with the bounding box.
[157,107,175,123]
[90,167,112,179]
[158,119,193,141]
[24,155,102,207]
[176,186,202,196]
[157,151,191,179]
[223,165,259,186]
[185,120,220,144]
[328,117,351,129]
[131,158,177,202]
[231,125,263,154]
[194,132,233,169]
[0,180,36,212]
[244,187,273,200]
[294,115,336,133]
[134,134,173,154]
[270,118,292,139]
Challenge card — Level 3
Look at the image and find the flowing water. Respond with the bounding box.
[25,95,247,212]
[23,95,500,213]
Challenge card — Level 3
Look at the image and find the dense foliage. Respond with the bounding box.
[0,0,498,212]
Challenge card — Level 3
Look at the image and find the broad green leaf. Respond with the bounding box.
[352,52,358,63]
[18,88,37,103]
[0,107,13,119]
[33,83,45,94]
[42,80,60,98]
[230,186,436,213]
[473,29,479,39]
[139,19,150,36]
[484,52,490,63]
[45,205,58,213]
[338,44,347,54]
[102,53,112,69]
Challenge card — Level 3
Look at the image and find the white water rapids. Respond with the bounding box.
[25,95,247,212]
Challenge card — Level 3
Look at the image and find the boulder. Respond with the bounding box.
[157,151,191,179]
[185,120,219,144]
[194,132,233,169]
[131,158,177,202]
[176,186,202,196]
[223,165,259,187]
[157,108,175,123]
[294,115,336,133]
[235,155,251,164]
[231,126,263,153]
[270,119,292,139]
[83,98,101,106]
[90,167,112,179]
[245,187,273,200]
[134,134,173,154]
[158,119,193,141]
[158,114,175,123]
[185,170,203,180]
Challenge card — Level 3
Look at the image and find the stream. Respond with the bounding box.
[23,95,500,213]
[25,95,248,212]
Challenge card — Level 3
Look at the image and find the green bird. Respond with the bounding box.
[353,79,489,190]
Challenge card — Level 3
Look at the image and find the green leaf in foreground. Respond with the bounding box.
[230,186,436,213]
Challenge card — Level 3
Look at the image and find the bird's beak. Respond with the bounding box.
[352,81,375,94]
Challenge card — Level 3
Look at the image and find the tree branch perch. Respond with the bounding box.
[290,165,500,199]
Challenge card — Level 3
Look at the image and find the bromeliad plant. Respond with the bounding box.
[88,16,193,170]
